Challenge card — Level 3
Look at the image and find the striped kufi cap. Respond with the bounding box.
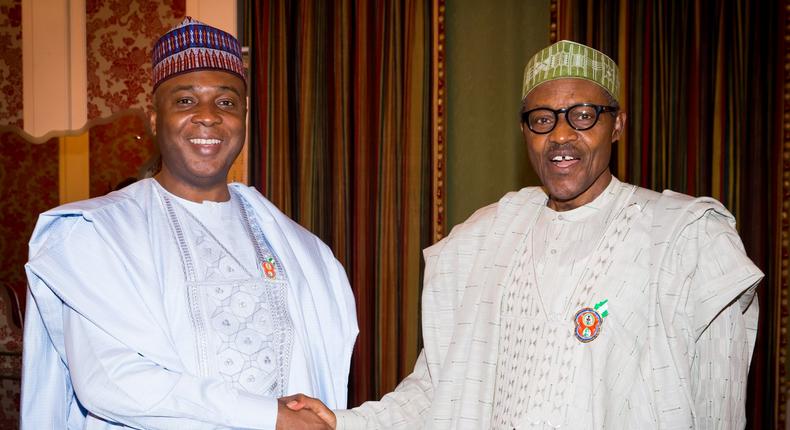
[522,40,619,102]
[152,17,245,90]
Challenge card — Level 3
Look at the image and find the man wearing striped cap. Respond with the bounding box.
[291,40,762,429]
[21,17,356,430]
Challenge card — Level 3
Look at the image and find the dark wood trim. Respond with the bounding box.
[776,0,790,426]
[432,0,447,242]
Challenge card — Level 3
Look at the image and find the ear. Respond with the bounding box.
[149,108,157,137]
[611,111,627,142]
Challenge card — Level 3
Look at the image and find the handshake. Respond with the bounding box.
[276,394,337,430]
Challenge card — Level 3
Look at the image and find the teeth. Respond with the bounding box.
[190,138,221,145]
[551,155,576,161]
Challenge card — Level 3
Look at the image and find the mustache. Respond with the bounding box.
[545,142,582,159]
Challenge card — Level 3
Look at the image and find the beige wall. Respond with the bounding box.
[445,0,550,229]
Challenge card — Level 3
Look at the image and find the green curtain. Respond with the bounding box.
[554,0,779,426]
[248,0,436,405]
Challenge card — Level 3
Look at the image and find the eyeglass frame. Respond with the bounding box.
[520,103,619,134]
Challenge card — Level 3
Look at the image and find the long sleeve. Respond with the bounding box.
[62,306,278,430]
[24,182,359,429]
[334,204,498,430]
[334,350,434,429]
[328,258,358,409]
[692,297,757,429]
[333,230,453,430]
[21,288,74,429]
[673,208,762,429]
[24,214,279,429]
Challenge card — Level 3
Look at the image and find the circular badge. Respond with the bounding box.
[573,307,603,343]
[261,260,277,279]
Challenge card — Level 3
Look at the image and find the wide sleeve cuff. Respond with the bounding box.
[226,392,278,429]
[334,409,369,430]
[687,220,763,339]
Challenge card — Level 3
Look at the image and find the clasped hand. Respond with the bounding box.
[275,394,336,430]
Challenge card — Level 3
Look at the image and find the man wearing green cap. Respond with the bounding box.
[288,40,762,429]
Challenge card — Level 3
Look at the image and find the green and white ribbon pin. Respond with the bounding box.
[594,299,609,319]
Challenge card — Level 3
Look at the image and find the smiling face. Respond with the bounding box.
[150,70,247,202]
[521,78,626,211]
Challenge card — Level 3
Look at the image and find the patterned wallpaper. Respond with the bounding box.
[0,132,59,306]
[0,0,185,125]
[86,0,183,195]
[86,0,185,118]
[0,0,186,308]
[0,5,183,423]
[0,0,22,128]
[89,113,155,197]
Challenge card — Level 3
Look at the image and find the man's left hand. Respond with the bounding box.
[276,396,332,430]
[282,394,337,429]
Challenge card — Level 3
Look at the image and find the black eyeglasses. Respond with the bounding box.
[521,103,618,134]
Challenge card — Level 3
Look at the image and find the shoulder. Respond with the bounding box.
[459,186,544,232]
[637,184,759,286]
[635,186,737,236]
[425,186,544,258]
[41,179,153,219]
[657,188,731,217]
[30,180,155,252]
[630,182,728,216]
[230,183,328,249]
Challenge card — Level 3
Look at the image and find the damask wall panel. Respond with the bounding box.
[0,0,22,127]
[0,132,58,306]
[86,0,185,119]
[89,114,155,197]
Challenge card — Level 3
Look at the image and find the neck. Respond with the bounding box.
[154,173,230,203]
[547,171,613,212]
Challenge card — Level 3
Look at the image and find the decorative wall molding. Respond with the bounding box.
[0,107,146,144]
[59,133,89,204]
[22,0,87,138]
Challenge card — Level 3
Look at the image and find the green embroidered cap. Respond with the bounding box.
[522,40,620,102]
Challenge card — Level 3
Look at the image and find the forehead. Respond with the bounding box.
[154,70,247,96]
[524,78,610,109]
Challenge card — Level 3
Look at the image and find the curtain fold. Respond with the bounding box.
[553,0,779,427]
[249,0,435,405]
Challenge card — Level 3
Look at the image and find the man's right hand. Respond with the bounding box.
[275,396,332,430]
[281,394,337,429]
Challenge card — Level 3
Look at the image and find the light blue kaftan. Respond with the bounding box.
[22,179,358,429]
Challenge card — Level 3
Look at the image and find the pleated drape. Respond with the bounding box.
[249,0,437,406]
[552,0,779,427]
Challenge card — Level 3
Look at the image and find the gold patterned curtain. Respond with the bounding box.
[247,0,444,405]
[552,0,781,427]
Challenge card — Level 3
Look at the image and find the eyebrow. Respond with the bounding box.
[168,85,243,98]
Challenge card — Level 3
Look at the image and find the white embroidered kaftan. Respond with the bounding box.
[22,179,358,430]
[336,177,761,430]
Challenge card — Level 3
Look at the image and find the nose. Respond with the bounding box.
[192,103,222,126]
[548,115,579,144]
